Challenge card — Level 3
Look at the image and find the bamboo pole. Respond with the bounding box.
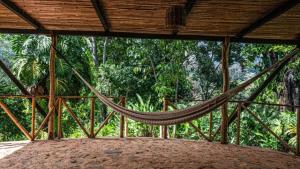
[57,98,62,139]
[90,97,95,138]
[236,102,241,145]
[31,97,36,141]
[48,34,57,140]
[124,117,129,137]
[0,100,32,140]
[62,100,90,137]
[119,96,125,138]
[221,37,230,144]
[297,107,300,155]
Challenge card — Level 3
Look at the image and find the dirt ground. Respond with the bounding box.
[0,137,300,169]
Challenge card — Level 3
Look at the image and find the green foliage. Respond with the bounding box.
[0,34,299,154]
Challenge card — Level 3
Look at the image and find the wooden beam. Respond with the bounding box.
[62,100,90,138]
[48,34,57,140]
[0,100,32,140]
[236,0,299,38]
[0,0,44,30]
[0,59,47,117]
[0,28,299,45]
[185,0,197,15]
[189,122,211,141]
[221,37,230,144]
[91,0,109,32]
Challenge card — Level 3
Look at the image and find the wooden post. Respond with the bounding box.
[162,98,169,139]
[236,102,241,145]
[209,112,213,141]
[31,97,36,141]
[221,37,230,144]
[297,107,300,155]
[90,97,95,138]
[57,98,62,139]
[48,34,57,140]
[124,117,129,137]
[119,96,125,138]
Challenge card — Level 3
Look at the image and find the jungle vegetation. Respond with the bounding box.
[0,34,299,152]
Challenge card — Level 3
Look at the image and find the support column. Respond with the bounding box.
[90,97,95,138]
[221,37,230,144]
[119,96,126,138]
[160,98,168,139]
[297,107,300,155]
[48,34,57,140]
[31,97,36,141]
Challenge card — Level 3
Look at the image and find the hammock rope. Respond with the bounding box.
[53,46,299,125]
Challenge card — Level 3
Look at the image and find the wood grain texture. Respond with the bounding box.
[0,0,298,41]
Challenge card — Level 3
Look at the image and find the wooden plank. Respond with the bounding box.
[31,97,36,141]
[0,100,32,140]
[94,111,115,136]
[62,99,90,138]
[221,37,230,144]
[90,97,95,138]
[48,33,57,140]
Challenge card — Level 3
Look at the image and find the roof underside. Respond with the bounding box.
[0,0,299,44]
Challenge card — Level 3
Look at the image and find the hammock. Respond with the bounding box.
[55,47,299,125]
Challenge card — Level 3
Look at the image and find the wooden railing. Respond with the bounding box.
[1,95,299,155]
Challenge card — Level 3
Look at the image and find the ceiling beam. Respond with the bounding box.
[173,0,197,35]
[0,28,298,45]
[236,0,299,38]
[91,0,109,32]
[0,0,44,30]
[185,0,197,16]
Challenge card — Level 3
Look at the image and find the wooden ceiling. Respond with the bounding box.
[0,0,299,44]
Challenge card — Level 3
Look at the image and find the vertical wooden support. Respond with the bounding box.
[31,97,36,141]
[297,107,300,155]
[48,34,57,140]
[221,37,230,144]
[119,96,126,138]
[209,112,213,141]
[90,97,95,138]
[162,98,168,139]
[124,117,129,137]
[236,102,241,145]
[57,98,62,139]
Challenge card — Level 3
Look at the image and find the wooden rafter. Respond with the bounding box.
[236,0,299,38]
[185,0,197,15]
[91,0,109,32]
[173,0,197,35]
[0,0,44,30]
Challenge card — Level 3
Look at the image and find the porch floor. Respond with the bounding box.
[0,138,299,169]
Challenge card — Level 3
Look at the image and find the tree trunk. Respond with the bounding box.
[90,37,99,68]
